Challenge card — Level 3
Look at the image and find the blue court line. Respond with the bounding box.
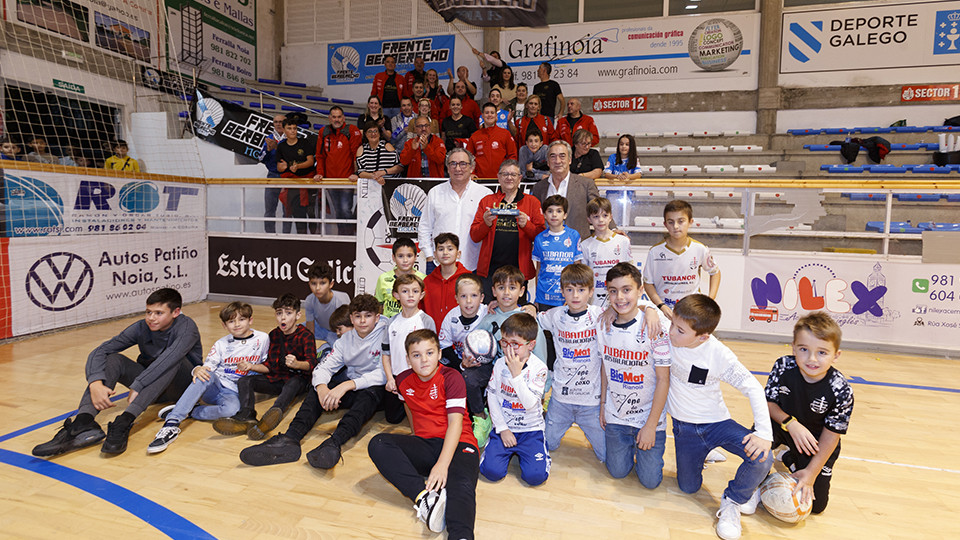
[0,391,216,540]
[0,449,216,540]
[750,371,960,394]
[509,49,752,68]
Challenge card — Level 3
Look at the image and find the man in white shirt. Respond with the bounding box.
[530,141,600,239]
[418,148,493,273]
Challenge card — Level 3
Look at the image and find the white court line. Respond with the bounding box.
[837,456,960,474]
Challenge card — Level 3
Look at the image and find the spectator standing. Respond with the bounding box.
[472,48,508,88]
[424,69,447,121]
[276,117,316,235]
[357,95,392,141]
[446,66,477,99]
[440,97,478,152]
[315,106,363,235]
[390,97,417,151]
[485,89,511,129]
[262,114,286,233]
[557,98,600,148]
[506,83,528,124]
[413,99,440,134]
[533,62,565,121]
[355,121,402,187]
[493,66,517,104]
[442,81,481,123]
[518,130,549,182]
[404,56,427,93]
[467,102,517,179]
[511,95,556,147]
[104,139,140,172]
[399,116,446,178]
[418,148,493,273]
[569,129,604,180]
[531,140,600,240]
[372,54,407,119]
[470,160,545,300]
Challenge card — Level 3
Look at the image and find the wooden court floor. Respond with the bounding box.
[1,301,958,539]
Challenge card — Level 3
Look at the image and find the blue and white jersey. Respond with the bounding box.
[532,226,583,306]
[538,305,603,406]
[479,109,511,130]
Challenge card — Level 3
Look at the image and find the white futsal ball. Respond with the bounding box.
[464,329,496,364]
[759,472,813,523]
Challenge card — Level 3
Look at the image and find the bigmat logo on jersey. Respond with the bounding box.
[781,1,960,73]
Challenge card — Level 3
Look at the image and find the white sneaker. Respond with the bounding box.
[716,496,742,540]
[157,404,176,421]
[147,425,181,454]
[740,489,761,515]
[414,489,446,533]
[705,448,727,464]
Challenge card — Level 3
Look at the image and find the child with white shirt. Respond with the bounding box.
[667,294,772,540]
[478,313,550,486]
[579,197,631,307]
[382,274,436,424]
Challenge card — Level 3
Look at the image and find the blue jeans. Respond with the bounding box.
[167,372,240,423]
[544,399,605,461]
[604,423,666,489]
[672,418,772,504]
[479,430,550,486]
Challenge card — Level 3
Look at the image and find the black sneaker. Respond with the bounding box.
[32,418,105,457]
[239,434,301,466]
[213,414,257,436]
[147,425,181,454]
[247,407,283,440]
[306,438,342,469]
[101,417,134,454]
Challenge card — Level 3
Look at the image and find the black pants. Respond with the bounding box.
[771,422,840,514]
[382,391,407,424]
[462,362,495,417]
[368,434,479,540]
[263,184,285,233]
[236,375,309,419]
[78,353,193,418]
[284,371,385,445]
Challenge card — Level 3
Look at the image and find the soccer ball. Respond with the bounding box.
[464,329,496,364]
[759,472,812,523]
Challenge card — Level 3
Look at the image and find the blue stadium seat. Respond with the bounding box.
[225,100,243,105]
[919,143,940,150]
[866,221,922,233]
[932,126,959,132]
[331,98,354,105]
[805,144,840,151]
[910,165,952,174]
[260,103,276,110]
[251,89,275,96]
[946,194,960,201]
[895,193,940,201]
[258,78,282,85]
[219,85,246,93]
[847,192,885,200]
[279,92,303,99]
[178,111,190,118]
[314,124,325,130]
[889,143,922,150]
[893,126,927,133]
[306,95,330,102]
[855,126,893,133]
[918,222,960,231]
[298,124,310,129]
[344,111,361,118]
[787,128,820,135]
[284,81,307,88]
[825,165,865,173]
[823,128,851,134]
[867,165,908,173]
[282,106,305,112]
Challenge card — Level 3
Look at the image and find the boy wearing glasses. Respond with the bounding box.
[478,312,550,486]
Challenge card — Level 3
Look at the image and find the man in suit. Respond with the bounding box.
[530,140,601,239]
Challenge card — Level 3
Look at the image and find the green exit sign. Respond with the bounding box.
[53,79,85,94]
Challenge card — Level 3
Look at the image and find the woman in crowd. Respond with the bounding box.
[570,129,604,180]
[440,97,477,151]
[493,66,516,104]
[354,120,402,186]
[356,95,392,141]
[603,134,643,181]
[511,94,555,147]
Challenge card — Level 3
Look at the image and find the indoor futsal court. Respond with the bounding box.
[1,302,957,539]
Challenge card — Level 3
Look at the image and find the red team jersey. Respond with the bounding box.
[397,366,478,448]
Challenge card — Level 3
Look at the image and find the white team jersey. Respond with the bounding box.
[598,311,672,429]
[537,305,603,406]
[204,330,270,393]
[383,310,436,375]
[580,234,633,306]
[642,238,719,307]
[667,336,773,442]
[487,353,548,433]
[438,304,489,360]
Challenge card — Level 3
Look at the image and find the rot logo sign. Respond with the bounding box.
[592,96,647,112]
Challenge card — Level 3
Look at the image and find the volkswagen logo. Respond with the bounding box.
[26,252,94,311]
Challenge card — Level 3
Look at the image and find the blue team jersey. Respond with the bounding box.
[480,109,511,129]
[532,226,583,306]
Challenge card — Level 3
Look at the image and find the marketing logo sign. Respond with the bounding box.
[781,1,960,73]
[25,252,95,311]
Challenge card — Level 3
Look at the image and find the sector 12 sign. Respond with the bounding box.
[593,96,647,112]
